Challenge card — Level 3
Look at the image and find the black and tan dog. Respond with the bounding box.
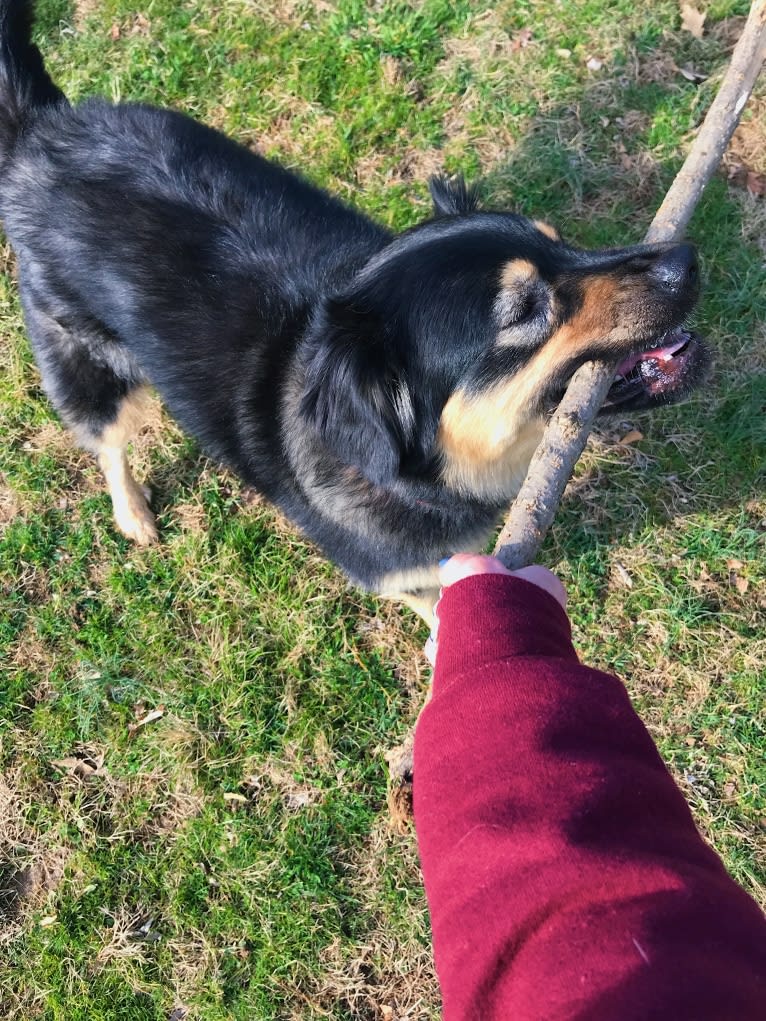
[0,2,707,619]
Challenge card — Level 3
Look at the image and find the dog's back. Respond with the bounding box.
[0,1,708,616]
[0,3,391,523]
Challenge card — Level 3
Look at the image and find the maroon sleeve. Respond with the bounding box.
[413,574,766,1021]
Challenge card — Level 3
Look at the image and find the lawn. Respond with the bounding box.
[1,1,764,1019]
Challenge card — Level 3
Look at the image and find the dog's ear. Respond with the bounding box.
[429,174,479,217]
[300,299,414,485]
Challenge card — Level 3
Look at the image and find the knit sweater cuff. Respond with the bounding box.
[433,574,577,694]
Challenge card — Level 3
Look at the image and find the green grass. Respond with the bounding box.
[1,1,765,1018]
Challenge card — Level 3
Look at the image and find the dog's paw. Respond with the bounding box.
[113,491,159,546]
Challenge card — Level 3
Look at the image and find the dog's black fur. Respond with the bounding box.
[0,2,707,607]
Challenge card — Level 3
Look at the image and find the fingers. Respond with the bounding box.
[423,555,568,664]
[437,553,513,587]
[507,565,567,610]
[437,555,566,609]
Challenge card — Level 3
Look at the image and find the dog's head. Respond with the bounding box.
[301,176,708,498]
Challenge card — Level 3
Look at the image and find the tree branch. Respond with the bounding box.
[387,0,766,829]
[494,0,766,569]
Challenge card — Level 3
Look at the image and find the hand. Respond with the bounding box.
[424,554,567,665]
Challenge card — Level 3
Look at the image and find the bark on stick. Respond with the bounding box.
[387,1,766,823]
[494,0,766,569]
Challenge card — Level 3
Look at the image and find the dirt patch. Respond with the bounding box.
[297,817,435,1021]
[72,0,101,29]
[438,9,530,78]
[0,773,70,935]
[357,602,428,700]
[0,854,67,922]
[0,479,21,533]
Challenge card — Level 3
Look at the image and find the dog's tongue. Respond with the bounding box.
[616,330,690,377]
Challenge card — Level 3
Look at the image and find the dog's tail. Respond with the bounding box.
[0,1,65,158]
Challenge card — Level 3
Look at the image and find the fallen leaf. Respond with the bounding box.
[614,562,633,588]
[131,13,151,36]
[678,64,707,83]
[50,754,105,779]
[726,559,744,570]
[110,23,120,41]
[680,3,706,39]
[726,160,748,186]
[619,429,644,445]
[127,706,165,734]
[511,28,533,52]
[555,47,572,59]
[746,170,766,197]
[734,575,749,594]
[39,915,58,927]
[586,56,603,71]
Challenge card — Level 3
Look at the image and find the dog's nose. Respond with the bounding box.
[648,244,699,293]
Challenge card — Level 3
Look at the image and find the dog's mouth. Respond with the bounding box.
[600,325,707,412]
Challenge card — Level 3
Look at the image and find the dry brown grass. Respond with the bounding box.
[296,818,437,1021]
[246,0,337,26]
[0,478,21,532]
[438,9,531,78]
[353,145,447,191]
[72,0,102,30]
[0,769,71,942]
[729,97,766,174]
[357,603,428,705]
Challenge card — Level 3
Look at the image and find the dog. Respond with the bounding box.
[0,2,707,621]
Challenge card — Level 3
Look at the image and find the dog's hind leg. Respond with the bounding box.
[21,292,158,544]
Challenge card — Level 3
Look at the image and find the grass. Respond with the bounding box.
[1,0,765,1018]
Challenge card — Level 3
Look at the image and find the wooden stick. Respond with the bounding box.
[494,0,766,569]
[387,0,766,828]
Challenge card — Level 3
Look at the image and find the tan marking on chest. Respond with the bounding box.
[438,385,546,501]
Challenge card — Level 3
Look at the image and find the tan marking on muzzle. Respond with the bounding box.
[437,275,629,500]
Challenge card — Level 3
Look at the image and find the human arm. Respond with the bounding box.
[414,563,766,1020]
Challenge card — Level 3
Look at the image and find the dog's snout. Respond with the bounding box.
[648,244,699,293]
